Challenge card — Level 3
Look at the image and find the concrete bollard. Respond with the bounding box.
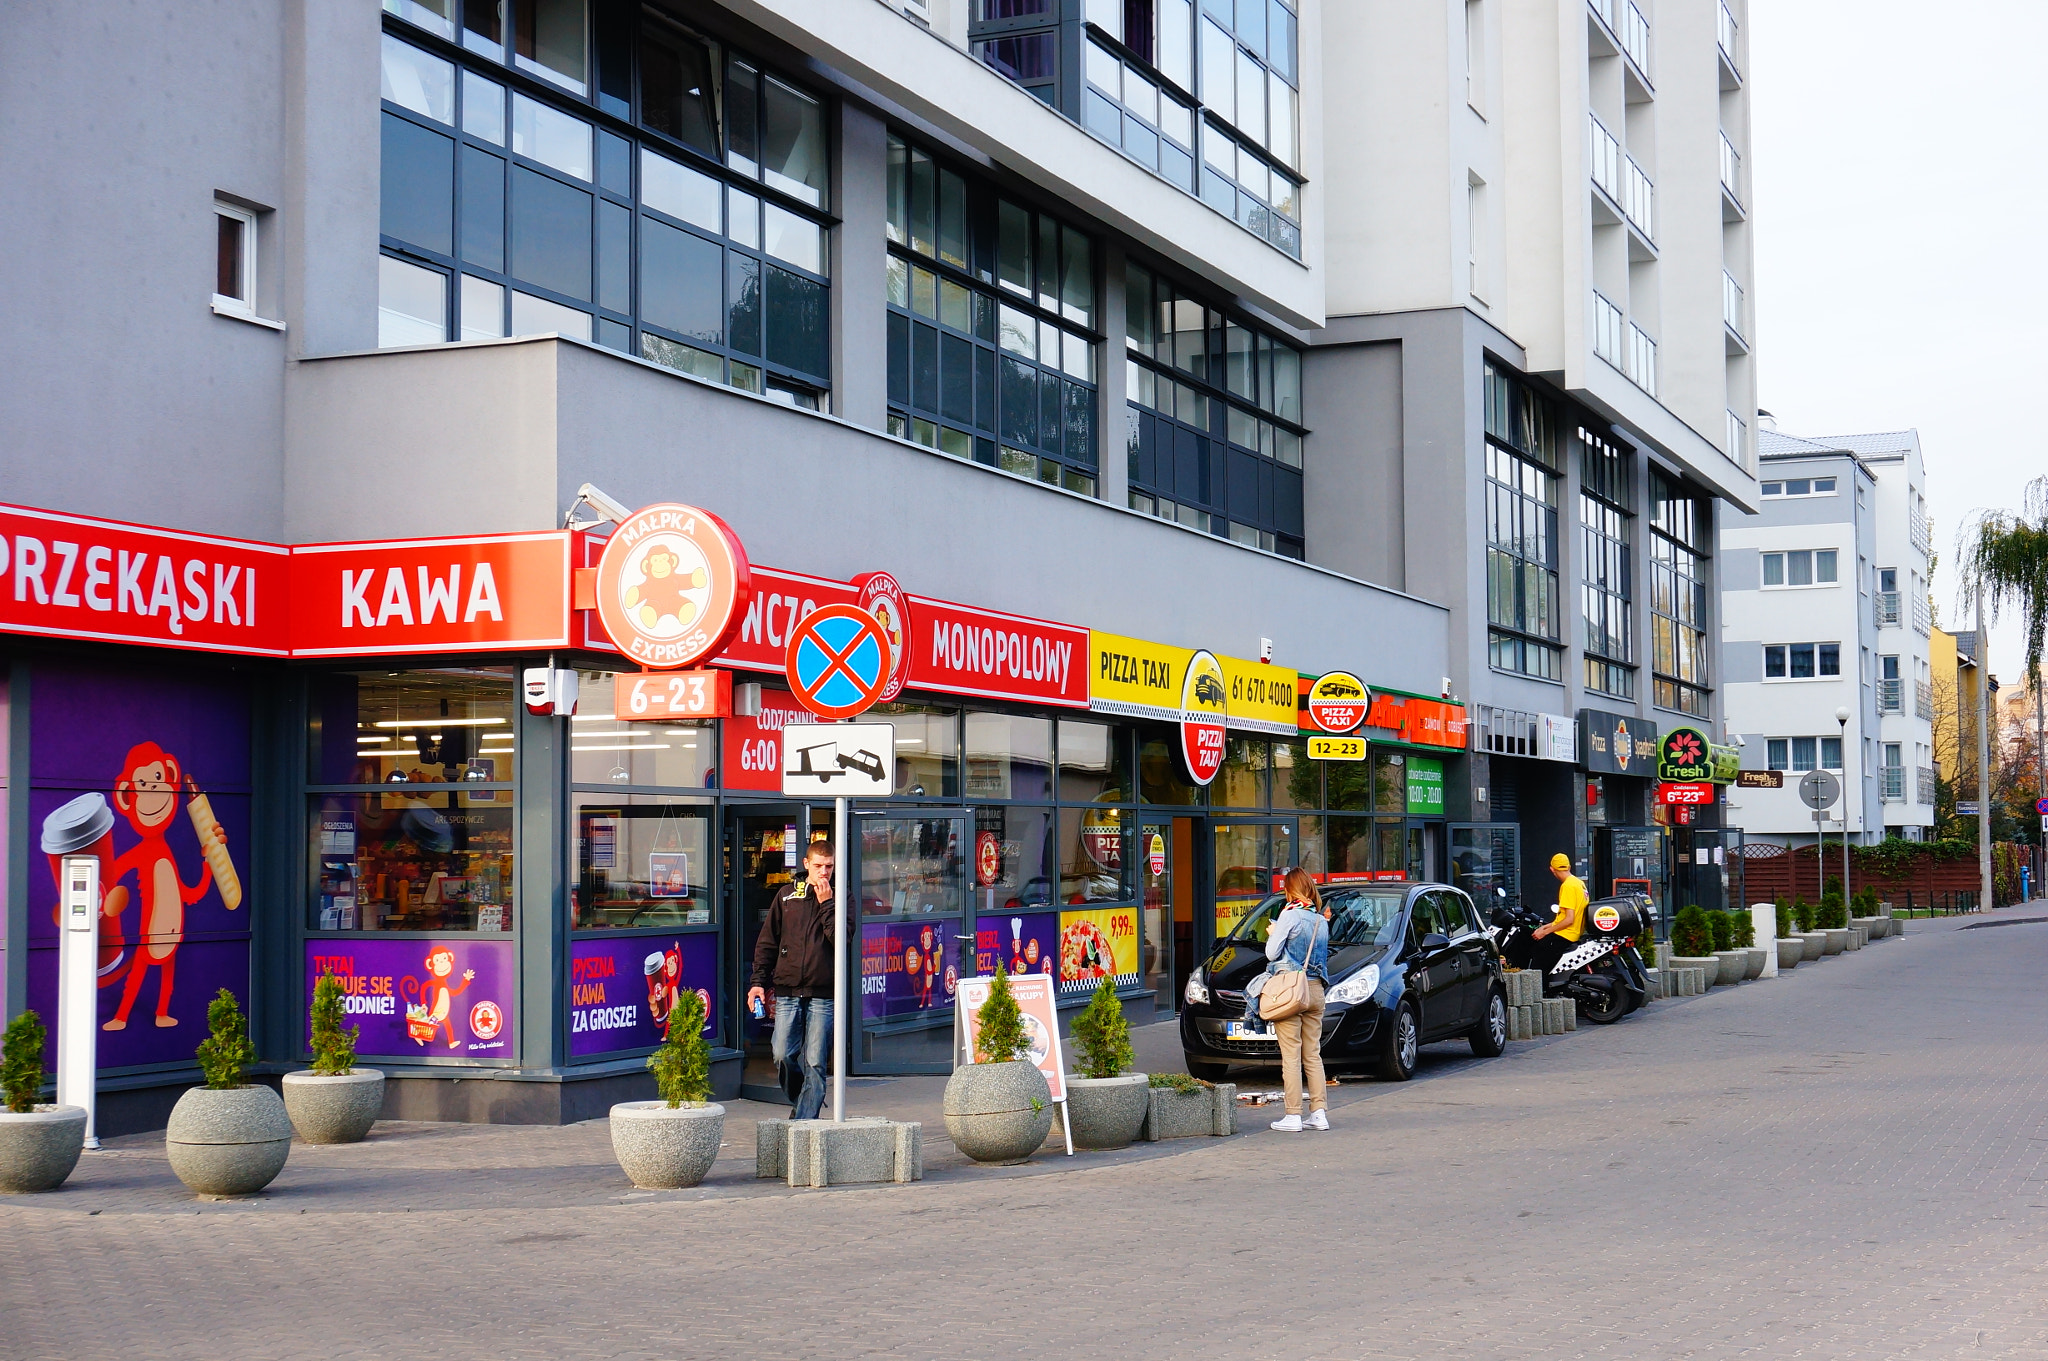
[1751,904,1779,977]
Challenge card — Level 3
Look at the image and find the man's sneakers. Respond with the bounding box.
[1305,1109,1329,1131]
[1269,1113,1303,1133]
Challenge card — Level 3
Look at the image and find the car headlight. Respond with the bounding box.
[1325,964,1381,1007]
[1184,971,1210,1005]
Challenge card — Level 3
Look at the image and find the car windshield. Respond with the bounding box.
[1223,888,1408,950]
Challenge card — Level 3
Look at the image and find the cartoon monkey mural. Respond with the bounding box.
[404,945,475,1049]
[623,539,706,631]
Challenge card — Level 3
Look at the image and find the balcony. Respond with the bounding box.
[1722,270,1746,351]
[1917,766,1937,805]
[1718,1,1741,87]
[1910,508,1932,553]
[1626,323,1657,396]
[1876,590,1901,627]
[1593,292,1625,370]
[1915,679,1934,720]
[1719,132,1744,218]
[1912,594,1931,635]
[1622,155,1656,244]
[1591,293,1656,398]
[1880,766,1905,802]
[1878,678,1903,714]
[1726,409,1746,462]
[1621,1,1650,72]
[1589,115,1621,203]
[1589,116,1655,246]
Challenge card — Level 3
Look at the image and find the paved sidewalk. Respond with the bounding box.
[5,907,2048,1359]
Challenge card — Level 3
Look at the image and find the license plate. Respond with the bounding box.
[1226,1021,1273,1039]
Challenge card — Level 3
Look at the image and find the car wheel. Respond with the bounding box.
[1378,1002,1419,1081]
[1187,1058,1230,1082]
[1468,988,1508,1057]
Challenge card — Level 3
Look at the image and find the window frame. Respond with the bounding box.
[1579,426,1634,699]
[212,200,260,319]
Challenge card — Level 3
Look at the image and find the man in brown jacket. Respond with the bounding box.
[747,839,835,1119]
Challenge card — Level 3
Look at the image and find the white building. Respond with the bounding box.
[1722,428,1936,846]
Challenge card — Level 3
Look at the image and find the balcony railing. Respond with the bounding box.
[1593,292,1625,369]
[1590,0,1614,28]
[1915,678,1934,720]
[1626,322,1657,395]
[1718,2,1740,75]
[1726,409,1745,460]
[1910,509,1932,552]
[1878,678,1903,714]
[1917,766,1937,805]
[1622,155,1655,241]
[1723,270,1745,339]
[1912,594,1931,635]
[1876,590,1901,627]
[1719,132,1742,205]
[1589,115,1621,202]
[1622,1,1650,71]
[1880,766,1905,802]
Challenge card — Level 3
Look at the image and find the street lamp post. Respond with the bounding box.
[1837,705,1853,898]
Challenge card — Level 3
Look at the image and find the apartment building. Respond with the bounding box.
[1722,428,1936,846]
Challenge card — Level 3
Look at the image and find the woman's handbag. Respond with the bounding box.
[1259,963,1313,1021]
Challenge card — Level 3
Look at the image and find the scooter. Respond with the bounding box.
[1487,889,1652,1025]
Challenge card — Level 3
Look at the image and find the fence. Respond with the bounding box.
[1735,841,2026,909]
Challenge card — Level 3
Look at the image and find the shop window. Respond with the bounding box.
[872,703,961,797]
[1216,737,1268,807]
[1137,736,1200,805]
[964,713,1055,801]
[1323,757,1372,812]
[1057,719,1131,803]
[975,805,1057,909]
[1058,805,1131,903]
[309,793,515,933]
[571,797,712,930]
[1270,739,1318,809]
[568,707,715,790]
[859,815,969,918]
[307,668,517,785]
[1372,751,1407,814]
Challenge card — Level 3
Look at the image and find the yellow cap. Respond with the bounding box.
[1550,853,1571,871]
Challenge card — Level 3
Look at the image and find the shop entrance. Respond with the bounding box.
[725,805,823,1105]
[849,808,972,1075]
[1404,820,1444,882]
[1140,818,1195,1016]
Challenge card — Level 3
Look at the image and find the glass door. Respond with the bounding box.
[851,809,971,1073]
[1140,820,1176,1013]
[1209,818,1296,956]
[726,805,820,1104]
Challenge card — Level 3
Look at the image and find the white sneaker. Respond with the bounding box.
[1269,1113,1303,1133]
[1305,1110,1329,1131]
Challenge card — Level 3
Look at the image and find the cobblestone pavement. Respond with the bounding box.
[6,908,2048,1360]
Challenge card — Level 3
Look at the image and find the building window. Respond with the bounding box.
[1124,261,1304,555]
[376,18,832,405]
[1762,641,1842,680]
[1580,427,1633,699]
[971,0,1060,103]
[1484,364,1562,680]
[1649,468,1710,714]
[1759,476,1836,498]
[884,134,1099,490]
[1761,549,1838,587]
[1766,736,1842,772]
[214,201,258,316]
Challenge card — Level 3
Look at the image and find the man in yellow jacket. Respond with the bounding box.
[1530,852,1587,974]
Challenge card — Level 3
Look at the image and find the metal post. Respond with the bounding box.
[1976,595,1993,915]
[56,856,101,1150]
[2034,678,2045,901]
[1839,712,1853,900]
[831,793,847,1123]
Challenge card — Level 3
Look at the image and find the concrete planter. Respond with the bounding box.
[1064,1074,1150,1150]
[1666,956,1719,988]
[1141,1082,1237,1140]
[1711,951,1749,987]
[943,1061,1053,1165]
[1822,928,1851,955]
[1741,947,1769,980]
[1796,932,1830,960]
[609,1101,725,1188]
[1776,938,1803,969]
[281,1069,384,1145]
[0,1105,87,1194]
[166,1086,293,1199]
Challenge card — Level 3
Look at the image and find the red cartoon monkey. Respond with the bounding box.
[623,540,706,631]
[105,742,235,1031]
[409,946,475,1050]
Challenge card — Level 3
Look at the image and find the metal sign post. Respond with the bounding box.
[1798,770,1842,901]
[57,856,102,1150]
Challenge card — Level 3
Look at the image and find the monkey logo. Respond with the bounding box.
[592,502,752,670]
[855,571,913,702]
[101,742,241,1031]
[622,536,709,636]
[402,946,475,1049]
[468,999,504,1043]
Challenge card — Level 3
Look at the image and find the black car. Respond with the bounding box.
[1180,881,1508,1082]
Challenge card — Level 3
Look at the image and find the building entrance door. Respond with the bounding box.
[850,808,972,1074]
[726,805,824,1105]
[1139,819,1187,1016]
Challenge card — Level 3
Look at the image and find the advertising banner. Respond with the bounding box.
[860,919,959,1020]
[1657,725,1739,784]
[1302,671,1370,734]
[1310,688,1469,750]
[1179,650,1228,784]
[25,660,254,1072]
[975,912,1058,980]
[1579,708,1658,777]
[957,971,1067,1102]
[1087,630,1191,721]
[291,532,572,656]
[567,934,717,1057]
[1406,756,1445,814]
[1056,905,1140,990]
[0,502,288,656]
[911,595,1088,709]
[1220,655,1299,735]
[719,686,813,792]
[306,938,517,1058]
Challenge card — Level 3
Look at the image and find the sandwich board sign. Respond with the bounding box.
[956,970,1072,1155]
[780,723,895,798]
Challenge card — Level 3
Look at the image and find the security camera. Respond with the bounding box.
[1441,676,1453,699]
[563,482,634,529]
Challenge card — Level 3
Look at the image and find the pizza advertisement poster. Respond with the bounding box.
[1056,905,1139,990]
[956,970,1066,1103]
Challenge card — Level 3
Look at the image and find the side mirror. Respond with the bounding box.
[1421,932,1450,951]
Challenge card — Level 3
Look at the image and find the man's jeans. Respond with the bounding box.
[772,995,832,1121]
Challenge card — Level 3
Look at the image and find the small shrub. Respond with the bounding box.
[1671,905,1714,957]
[1069,977,1134,1079]
[196,989,256,1091]
[1707,910,1736,952]
[3,1011,49,1114]
[308,973,359,1077]
[1772,897,1791,939]
[974,962,1032,1064]
[1731,911,1756,949]
[1793,898,1817,933]
[1148,1072,1213,1094]
[1639,938,1658,968]
[646,989,711,1107]
[1854,885,1880,918]
[1817,891,1848,931]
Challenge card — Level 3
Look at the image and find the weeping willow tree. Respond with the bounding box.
[1959,475,2048,894]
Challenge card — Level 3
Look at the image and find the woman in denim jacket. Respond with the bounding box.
[1266,867,1331,1132]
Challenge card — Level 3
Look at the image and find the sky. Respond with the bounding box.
[1750,0,2045,679]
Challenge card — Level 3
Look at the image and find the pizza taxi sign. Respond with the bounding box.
[1591,904,1621,933]
[593,503,751,669]
[1180,649,1228,785]
[1305,671,1370,734]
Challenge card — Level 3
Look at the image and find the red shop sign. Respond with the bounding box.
[719,687,814,792]
[291,531,573,656]
[0,502,288,655]
[908,595,1088,709]
[1657,782,1716,806]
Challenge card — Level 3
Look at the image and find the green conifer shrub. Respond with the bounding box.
[646,990,711,1107]
[197,989,256,1090]
[1707,909,1736,952]
[3,1010,49,1114]
[308,973,359,1077]
[1070,977,1134,1079]
[974,962,1032,1064]
[1671,905,1714,957]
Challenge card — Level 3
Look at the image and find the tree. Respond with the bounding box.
[1959,477,2048,877]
